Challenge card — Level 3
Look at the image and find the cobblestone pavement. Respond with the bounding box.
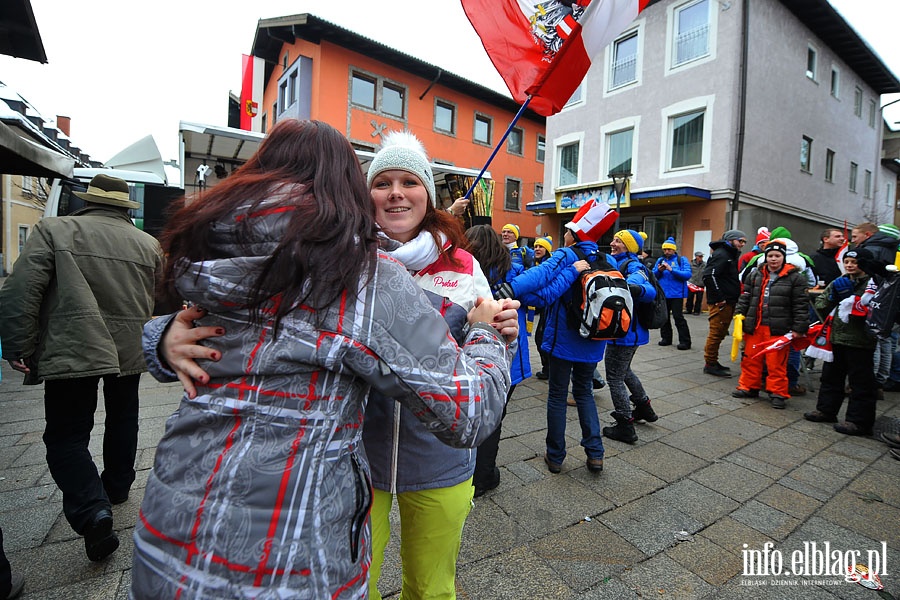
[1,314,898,599]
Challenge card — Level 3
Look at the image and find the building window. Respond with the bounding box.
[21,175,33,194]
[383,83,405,118]
[18,225,28,253]
[849,162,858,193]
[474,114,492,145]
[507,127,524,156]
[800,136,812,173]
[534,183,543,203]
[669,109,704,169]
[565,82,584,107]
[673,0,709,67]
[435,100,456,134]
[806,46,817,80]
[854,87,863,118]
[536,134,546,163]
[505,178,521,211]
[558,142,580,186]
[864,170,872,199]
[351,73,376,109]
[610,31,638,89]
[825,149,835,182]
[288,71,298,106]
[350,71,406,119]
[607,128,634,175]
[261,113,267,134]
[868,99,877,128]
[279,80,288,113]
[830,66,840,98]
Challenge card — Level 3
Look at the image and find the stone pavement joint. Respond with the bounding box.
[0,315,898,598]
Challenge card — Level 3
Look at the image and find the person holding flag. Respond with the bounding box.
[812,227,847,286]
[731,240,809,409]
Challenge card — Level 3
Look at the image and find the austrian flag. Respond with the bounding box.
[462,0,653,116]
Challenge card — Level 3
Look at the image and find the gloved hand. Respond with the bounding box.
[495,282,515,300]
[628,283,643,298]
[830,276,854,301]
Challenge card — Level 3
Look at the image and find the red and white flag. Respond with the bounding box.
[461,0,652,116]
[240,54,265,131]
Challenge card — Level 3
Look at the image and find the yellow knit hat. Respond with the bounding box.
[501,223,520,238]
[534,236,553,252]
[661,237,677,251]
[614,229,643,254]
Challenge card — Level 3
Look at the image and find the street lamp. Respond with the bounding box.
[608,171,632,234]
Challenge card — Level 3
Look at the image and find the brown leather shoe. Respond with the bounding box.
[804,410,837,423]
[586,457,604,473]
[543,454,562,473]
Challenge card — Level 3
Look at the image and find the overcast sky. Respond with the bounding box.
[1,0,897,164]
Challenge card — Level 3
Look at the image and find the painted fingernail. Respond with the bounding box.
[215,328,225,335]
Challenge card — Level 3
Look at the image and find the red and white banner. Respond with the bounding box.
[462,0,652,116]
[240,54,265,131]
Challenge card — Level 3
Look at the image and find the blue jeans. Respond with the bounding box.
[874,335,895,385]
[787,348,801,388]
[546,356,604,464]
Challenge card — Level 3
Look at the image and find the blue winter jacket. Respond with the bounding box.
[610,252,657,347]
[512,241,615,363]
[510,244,535,269]
[488,262,531,385]
[654,253,691,299]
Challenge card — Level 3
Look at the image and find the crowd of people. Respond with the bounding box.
[0,117,899,598]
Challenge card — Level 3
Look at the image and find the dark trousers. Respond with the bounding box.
[43,374,140,534]
[473,385,514,488]
[815,344,877,430]
[685,290,704,314]
[660,298,691,345]
[0,526,10,599]
[534,311,549,374]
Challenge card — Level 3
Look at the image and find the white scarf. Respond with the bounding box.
[380,229,446,273]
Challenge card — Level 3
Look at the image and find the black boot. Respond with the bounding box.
[632,397,659,423]
[603,411,638,444]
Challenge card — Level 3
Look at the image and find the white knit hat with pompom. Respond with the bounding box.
[366,130,436,206]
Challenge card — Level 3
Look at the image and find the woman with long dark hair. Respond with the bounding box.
[130,119,517,599]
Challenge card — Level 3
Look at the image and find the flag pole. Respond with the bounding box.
[463,95,532,200]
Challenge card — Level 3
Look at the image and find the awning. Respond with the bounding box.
[0,0,47,63]
[0,120,74,178]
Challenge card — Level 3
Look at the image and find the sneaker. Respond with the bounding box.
[788,384,807,396]
[586,457,604,473]
[883,379,900,392]
[658,340,672,346]
[803,410,837,423]
[834,421,872,436]
[592,377,606,390]
[880,431,900,448]
[677,343,691,350]
[535,370,549,380]
[84,509,119,562]
[770,396,787,409]
[543,453,562,474]
[731,388,759,398]
[703,363,732,377]
[602,420,638,444]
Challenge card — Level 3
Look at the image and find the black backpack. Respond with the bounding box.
[619,258,668,329]
[566,247,633,340]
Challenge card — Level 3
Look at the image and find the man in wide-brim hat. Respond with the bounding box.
[0,173,162,563]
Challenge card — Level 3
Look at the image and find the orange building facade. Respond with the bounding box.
[246,14,548,242]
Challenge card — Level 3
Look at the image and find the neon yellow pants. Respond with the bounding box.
[368,478,474,600]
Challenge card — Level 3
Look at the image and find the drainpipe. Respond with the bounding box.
[730,0,750,229]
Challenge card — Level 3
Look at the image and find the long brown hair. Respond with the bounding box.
[465,224,511,287]
[160,119,379,327]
